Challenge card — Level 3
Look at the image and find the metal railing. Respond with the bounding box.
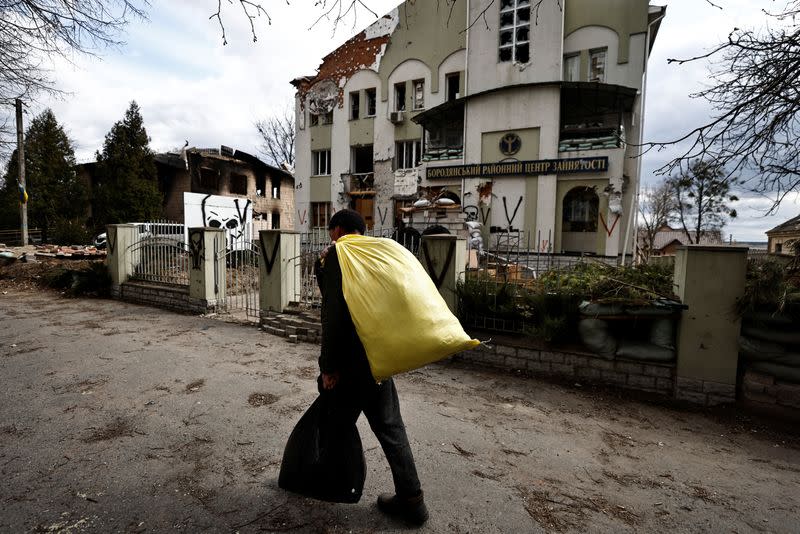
[0,228,42,246]
[126,220,188,285]
[128,237,190,285]
[295,226,419,308]
[216,233,260,322]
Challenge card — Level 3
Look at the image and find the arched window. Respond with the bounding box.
[562,187,599,232]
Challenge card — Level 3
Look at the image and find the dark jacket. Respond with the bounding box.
[315,245,372,381]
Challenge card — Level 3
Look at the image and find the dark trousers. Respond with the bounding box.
[333,376,422,497]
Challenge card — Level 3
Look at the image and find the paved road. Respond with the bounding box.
[1,290,798,533]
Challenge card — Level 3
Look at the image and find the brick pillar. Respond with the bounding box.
[420,234,467,314]
[188,227,226,311]
[674,245,748,405]
[106,224,137,298]
[259,230,301,314]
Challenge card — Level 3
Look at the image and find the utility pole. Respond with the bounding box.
[16,98,28,246]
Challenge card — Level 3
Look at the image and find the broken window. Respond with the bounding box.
[412,79,425,110]
[271,175,281,199]
[446,72,460,101]
[563,187,599,232]
[589,48,607,82]
[366,88,376,116]
[563,54,580,82]
[312,150,331,175]
[395,140,422,169]
[350,91,360,120]
[256,176,266,197]
[310,111,333,126]
[311,202,331,228]
[394,82,406,112]
[229,173,248,195]
[351,145,374,174]
[272,212,280,229]
[499,0,530,64]
[199,167,218,189]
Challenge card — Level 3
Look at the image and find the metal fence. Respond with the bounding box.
[216,232,261,322]
[477,229,621,281]
[295,227,420,309]
[128,221,190,285]
[0,228,42,246]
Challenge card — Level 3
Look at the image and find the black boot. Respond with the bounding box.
[377,491,429,526]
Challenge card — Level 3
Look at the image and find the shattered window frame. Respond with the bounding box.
[498,0,531,64]
[312,149,331,176]
[446,72,461,101]
[395,139,422,170]
[365,88,377,116]
[394,82,406,112]
[311,202,331,228]
[349,91,360,120]
[229,172,248,195]
[589,47,607,82]
[412,79,425,110]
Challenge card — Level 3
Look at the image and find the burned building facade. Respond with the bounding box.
[157,147,295,232]
[292,0,665,255]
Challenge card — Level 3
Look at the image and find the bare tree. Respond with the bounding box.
[667,160,738,244]
[255,109,295,168]
[647,1,800,212]
[637,180,674,261]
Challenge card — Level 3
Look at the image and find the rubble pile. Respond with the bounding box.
[34,244,106,258]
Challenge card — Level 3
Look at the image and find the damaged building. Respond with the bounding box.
[156,146,295,231]
[292,0,665,256]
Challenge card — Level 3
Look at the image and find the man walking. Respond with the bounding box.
[315,209,429,526]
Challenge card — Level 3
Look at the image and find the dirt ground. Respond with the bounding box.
[1,289,799,533]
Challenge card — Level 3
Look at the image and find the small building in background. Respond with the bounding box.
[643,225,723,257]
[766,214,800,255]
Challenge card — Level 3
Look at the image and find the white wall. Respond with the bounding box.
[467,0,564,95]
[463,85,561,238]
[563,26,646,89]
[294,94,311,232]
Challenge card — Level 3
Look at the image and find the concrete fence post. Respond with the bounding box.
[106,224,137,298]
[673,245,748,405]
[188,227,226,311]
[259,230,301,314]
[420,234,467,315]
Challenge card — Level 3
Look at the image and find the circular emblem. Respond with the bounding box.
[499,133,521,156]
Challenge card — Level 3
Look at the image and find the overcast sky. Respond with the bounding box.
[18,0,800,241]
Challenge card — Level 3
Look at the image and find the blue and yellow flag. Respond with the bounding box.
[18,183,27,204]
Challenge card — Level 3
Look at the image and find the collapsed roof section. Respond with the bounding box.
[290,8,399,112]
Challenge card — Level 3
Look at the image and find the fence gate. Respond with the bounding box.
[215,234,260,322]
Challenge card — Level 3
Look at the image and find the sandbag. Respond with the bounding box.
[278,391,365,503]
[578,318,617,359]
[650,318,675,349]
[334,234,480,382]
[579,301,624,317]
[615,340,675,362]
[739,335,787,362]
[750,361,800,384]
[741,324,800,348]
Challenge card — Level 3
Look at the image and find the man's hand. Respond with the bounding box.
[321,371,339,390]
[320,242,335,261]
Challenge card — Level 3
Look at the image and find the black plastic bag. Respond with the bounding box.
[278,388,366,503]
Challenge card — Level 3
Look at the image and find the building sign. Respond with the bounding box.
[426,156,609,179]
[499,133,521,156]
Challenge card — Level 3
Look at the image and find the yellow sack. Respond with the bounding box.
[335,233,480,382]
